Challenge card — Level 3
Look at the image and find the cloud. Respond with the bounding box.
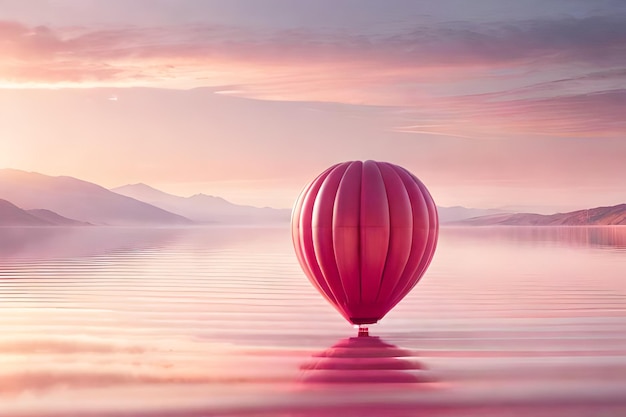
[2,16,626,85]
[395,89,626,138]
[472,90,626,137]
[1,16,625,137]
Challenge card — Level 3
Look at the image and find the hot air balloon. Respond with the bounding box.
[291,160,438,330]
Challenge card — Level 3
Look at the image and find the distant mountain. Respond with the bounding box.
[0,199,87,226]
[112,183,290,224]
[0,199,51,226]
[437,206,506,223]
[458,204,626,226]
[26,209,90,226]
[0,169,192,226]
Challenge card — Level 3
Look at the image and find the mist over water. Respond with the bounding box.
[1,225,626,416]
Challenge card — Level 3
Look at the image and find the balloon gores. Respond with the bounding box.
[291,160,439,328]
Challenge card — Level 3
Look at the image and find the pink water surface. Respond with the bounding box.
[1,225,625,416]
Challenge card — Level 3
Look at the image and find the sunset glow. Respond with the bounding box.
[1,0,625,211]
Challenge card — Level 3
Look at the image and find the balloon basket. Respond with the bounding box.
[357,325,369,337]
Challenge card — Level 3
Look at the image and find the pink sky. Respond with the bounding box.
[1,0,625,211]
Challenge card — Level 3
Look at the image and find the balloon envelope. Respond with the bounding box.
[291,160,438,325]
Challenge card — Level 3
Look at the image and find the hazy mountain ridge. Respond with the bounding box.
[0,169,192,226]
[459,204,626,226]
[112,183,291,224]
[0,199,87,226]
[0,199,50,226]
[26,209,90,226]
[3,168,622,227]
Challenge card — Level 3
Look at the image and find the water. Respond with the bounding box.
[1,225,625,416]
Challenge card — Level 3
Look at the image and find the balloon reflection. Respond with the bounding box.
[299,335,432,384]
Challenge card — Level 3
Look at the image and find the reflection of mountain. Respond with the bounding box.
[459,204,626,226]
[443,225,626,250]
[0,199,87,226]
[0,169,192,226]
[112,183,290,224]
[0,227,188,260]
[0,226,286,261]
[299,335,430,383]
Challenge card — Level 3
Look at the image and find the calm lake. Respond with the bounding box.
[1,225,626,416]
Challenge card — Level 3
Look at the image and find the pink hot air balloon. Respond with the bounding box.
[291,160,438,327]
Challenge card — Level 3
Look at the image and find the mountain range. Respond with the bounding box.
[458,204,626,226]
[0,199,89,226]
[112,183,291,224]
[1,168,624,227]
[0,169,191,226]
[0,169,289,226]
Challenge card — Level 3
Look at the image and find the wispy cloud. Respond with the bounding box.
[2,16,626,85]
[1,15,625,137]
[394,89,626,138]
